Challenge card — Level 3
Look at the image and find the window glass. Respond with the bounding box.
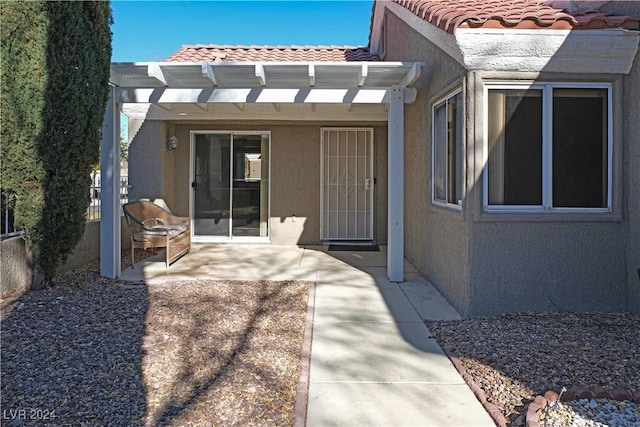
[433,90,463,207]
[486,85,610,210]
[487,89,543,205]
[433,101,447,202]
[552,89,608,208]
[447,92,463,205]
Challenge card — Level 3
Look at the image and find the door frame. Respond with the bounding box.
[320,127,375,242]
[189,130,271,243]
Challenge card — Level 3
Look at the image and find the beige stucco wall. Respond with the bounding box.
[464,69,628,316]
[624,48,640,314]
[269,125,321,244]
[59,220,132,272]
[128,121,388,245]
[384,10,471,313]
[1,220,130,295]
[128,120,167,203]
[383,5,636,316]
[1,236,33,295]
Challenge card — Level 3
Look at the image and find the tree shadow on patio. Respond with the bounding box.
[143,279,309,426]
[0,270,310,426]
[0,271,149,425]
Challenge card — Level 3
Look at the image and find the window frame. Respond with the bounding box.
[431,87,464,210]
[482,81,613,213]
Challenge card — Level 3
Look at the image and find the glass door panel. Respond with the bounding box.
[192,133,269,240]
[232,135,262,237]
[193,134,231,236]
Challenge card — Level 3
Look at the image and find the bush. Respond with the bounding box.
[0,1,112,283]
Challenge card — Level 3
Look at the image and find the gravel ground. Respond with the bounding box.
[1,257,310,427]
[543,398,640,426]
[425,312,640,426]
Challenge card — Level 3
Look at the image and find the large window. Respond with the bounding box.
[432,89,463,208]
[485,83,611,211]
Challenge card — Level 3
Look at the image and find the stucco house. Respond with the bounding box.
[101,0,640,317]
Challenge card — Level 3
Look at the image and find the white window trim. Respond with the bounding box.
[431,87,463,211]
[482,81,613,213]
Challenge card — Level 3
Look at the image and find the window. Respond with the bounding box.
[485,83,611,211]
[432,89,463,207]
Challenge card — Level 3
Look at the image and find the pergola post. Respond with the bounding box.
[387,85,404,282]
[100,85,122,278]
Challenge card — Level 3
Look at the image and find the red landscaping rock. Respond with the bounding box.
[593,386,611,399]
[612,388,632,401]
[533,395,548,409]
[544,390,559,403]
[527,402,542,415]
[526,417,540,427]
[573,386,594,399]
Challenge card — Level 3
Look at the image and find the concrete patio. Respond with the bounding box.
[120,244,495,426]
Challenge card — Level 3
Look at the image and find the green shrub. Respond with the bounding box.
[1,1,112,283]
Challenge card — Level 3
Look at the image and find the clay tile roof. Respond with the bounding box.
[165,45,380,62]
[391,0,640,34]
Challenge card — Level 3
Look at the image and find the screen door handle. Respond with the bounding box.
[365,179,373,190]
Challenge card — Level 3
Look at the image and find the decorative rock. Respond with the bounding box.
[542,398,640,427]
[534,395,548,409]
[593,386,611,399]
[574,386,594,399]
[526,417,540,427]
[612,388,632,401]
[527,402,542,417]
[1,268,311,426]
[424,312,640,426]
[545,390,559,403]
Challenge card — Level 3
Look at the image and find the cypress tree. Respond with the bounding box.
[1,1,112,284]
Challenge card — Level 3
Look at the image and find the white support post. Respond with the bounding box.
[100,85,122,278]
[387,86,404,282]
[308,63,316,87]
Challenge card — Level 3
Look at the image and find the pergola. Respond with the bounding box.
[100,61,422,281]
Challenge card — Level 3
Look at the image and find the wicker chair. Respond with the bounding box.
[122,200,191,268]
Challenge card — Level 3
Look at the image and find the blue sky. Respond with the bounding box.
[111,1,375,62]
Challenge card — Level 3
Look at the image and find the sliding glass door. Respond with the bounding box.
[192,132,269,240]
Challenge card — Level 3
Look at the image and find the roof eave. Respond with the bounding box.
[381,1,639,74]
[455,27,640,73]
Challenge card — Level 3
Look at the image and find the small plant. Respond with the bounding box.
[544,386,567,426]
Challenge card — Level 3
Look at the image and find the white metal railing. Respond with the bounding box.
[0,174,129,238]
[87,173,129,221]
[1,194,19,238]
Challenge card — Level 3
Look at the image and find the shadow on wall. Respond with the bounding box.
[460,14,636,315]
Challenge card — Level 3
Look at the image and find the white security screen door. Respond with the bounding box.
[321,128,374,241]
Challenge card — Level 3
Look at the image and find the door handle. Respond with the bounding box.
[191,181,197,189]
[365,179,373,190]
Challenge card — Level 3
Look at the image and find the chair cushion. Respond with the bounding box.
[133,225,187,241]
